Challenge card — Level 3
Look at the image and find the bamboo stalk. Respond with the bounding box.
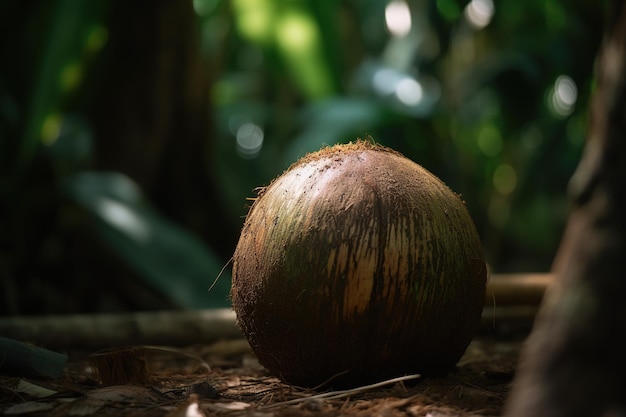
[484,272,552,306]
[0,308,241,349]
[0,273,552,349]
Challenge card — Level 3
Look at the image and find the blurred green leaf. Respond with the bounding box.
[19,0,107,172]
[63,172,231,309]
[231,0,335,99]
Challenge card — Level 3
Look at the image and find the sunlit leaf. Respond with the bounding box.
[231,0,335,99]
[274,9,335,98]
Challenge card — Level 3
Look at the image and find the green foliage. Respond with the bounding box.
[208,0,605,272]
[63,172,231,308]
[0,0,608,313]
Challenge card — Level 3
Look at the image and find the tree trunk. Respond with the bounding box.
[504,2,626,416]
[87,0,237,260]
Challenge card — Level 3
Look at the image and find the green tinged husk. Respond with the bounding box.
[231,140,487,388]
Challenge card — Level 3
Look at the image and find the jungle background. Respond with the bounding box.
[0,0,606,315]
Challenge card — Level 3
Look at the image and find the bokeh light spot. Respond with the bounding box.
[385,1,412,37]
[395,78,423,106]
[464,0,494,29]
[41,113,62,146]
[550,75,577,117]
[60,61,83,92]
[373,68,401,95]
[233,0,274,44]
[236,122,264,159]
[86,26,108,52]
[276,13,316,52]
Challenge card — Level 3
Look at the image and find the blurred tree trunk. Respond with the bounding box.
[504,2,626,416]
[86,0,236,260]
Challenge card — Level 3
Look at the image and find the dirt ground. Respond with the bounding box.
[0,330,526,417]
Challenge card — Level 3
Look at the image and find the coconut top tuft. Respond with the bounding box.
[290,139,401,169]
[254,139,404,199]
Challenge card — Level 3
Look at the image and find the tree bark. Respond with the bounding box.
[504,2,626,416]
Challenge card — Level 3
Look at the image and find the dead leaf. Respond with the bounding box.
[60,398,108,416]
[54,385,162,416]
[85,384,161,402]
[3,401,59,415]
[15,379,58,398]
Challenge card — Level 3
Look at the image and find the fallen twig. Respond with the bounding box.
[259,374,422,409]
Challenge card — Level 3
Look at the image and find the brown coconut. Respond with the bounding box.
[231,141,487,388]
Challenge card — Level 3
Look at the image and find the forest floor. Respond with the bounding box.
[1,330,526,417]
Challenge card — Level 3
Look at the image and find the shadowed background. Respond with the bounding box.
[0,0,606,314]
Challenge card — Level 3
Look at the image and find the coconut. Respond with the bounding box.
[231,140,487,388]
